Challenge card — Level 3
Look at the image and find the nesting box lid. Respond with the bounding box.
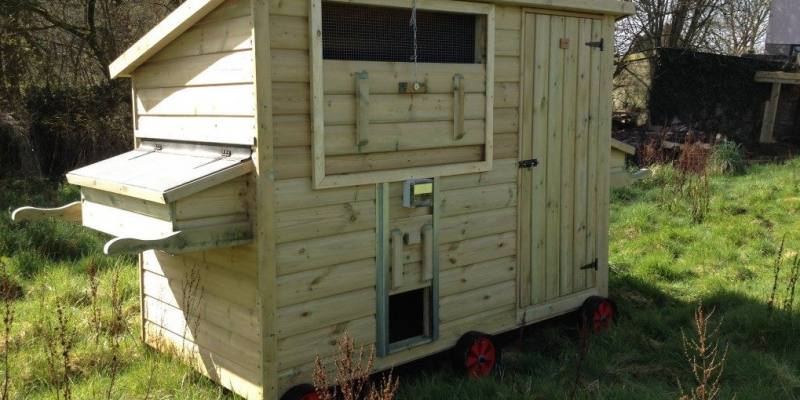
[66,141,253,204]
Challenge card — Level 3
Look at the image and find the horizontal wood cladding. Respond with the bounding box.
[132,0,254,146]
[149,15,253,62]
[325,146,485,175]
[136,84,256,117]
[269,1,526,392]
[144,295,261,369]
[136,51,254,88]
[141,238,260,399]
[145,322,262,400]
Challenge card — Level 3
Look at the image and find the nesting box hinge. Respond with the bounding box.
[220,149,232,157]
[585,38,604,51]
[154,143,163,151]
[581,259,599,271]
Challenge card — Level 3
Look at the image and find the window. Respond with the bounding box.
[322,3,477,63]
[309,0,495,189]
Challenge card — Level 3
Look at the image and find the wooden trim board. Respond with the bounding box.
[309,0,495,188]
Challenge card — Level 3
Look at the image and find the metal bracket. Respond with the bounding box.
[585,38,604,51]
[518,159,539,169]
[580,259,599,271]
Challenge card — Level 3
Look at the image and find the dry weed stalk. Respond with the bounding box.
[44,300,75,400]
[180,265,204,384]
[87,260,101,342]
[313,332,399,400]
[678,305,729,400]
[105,269,124,399]
[783,255,800,313]
[0,261,13,400]
[767,237,786,314]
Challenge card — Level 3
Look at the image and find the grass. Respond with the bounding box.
[0,179,233,399]
[3,159,800,399]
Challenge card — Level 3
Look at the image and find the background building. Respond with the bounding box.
[766,0,800,57]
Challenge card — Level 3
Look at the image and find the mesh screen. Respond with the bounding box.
[322,2,477,64]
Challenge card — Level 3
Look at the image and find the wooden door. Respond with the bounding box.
[519,12,608,307]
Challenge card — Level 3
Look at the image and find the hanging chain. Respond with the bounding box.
[410,0,419,82]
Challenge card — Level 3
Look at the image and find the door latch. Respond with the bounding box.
[518,159,539,169]
[585,38,604,51]
[580,259,599,271]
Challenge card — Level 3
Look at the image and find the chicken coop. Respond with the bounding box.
[12,0,634,398]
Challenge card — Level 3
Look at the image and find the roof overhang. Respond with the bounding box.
[109,0,228,79]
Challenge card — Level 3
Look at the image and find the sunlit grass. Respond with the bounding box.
[3,158,800,399]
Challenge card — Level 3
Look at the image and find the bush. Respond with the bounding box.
[708,140,745,176]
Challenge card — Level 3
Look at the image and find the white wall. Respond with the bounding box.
[766,0,800,47]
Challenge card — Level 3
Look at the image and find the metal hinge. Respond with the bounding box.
[580,259,599,271]
[220,149,232,157]
[154,143,163,151]
[585,38,604,51]
[518,159,539,169]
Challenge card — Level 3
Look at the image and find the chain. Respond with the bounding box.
[410,0,418,81]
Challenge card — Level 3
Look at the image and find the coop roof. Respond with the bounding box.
[109,0,634,79]
[66,141,253,204]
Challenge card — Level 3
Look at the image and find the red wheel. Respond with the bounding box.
[580,296,617,334]
[281,384,319,400]
[453,331,500,378]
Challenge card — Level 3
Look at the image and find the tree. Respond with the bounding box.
[708,0,771,56]
[616,0,721,58]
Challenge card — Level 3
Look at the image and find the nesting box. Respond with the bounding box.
[12,0,634,398]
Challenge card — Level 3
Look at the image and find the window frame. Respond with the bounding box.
[309,0,495,189]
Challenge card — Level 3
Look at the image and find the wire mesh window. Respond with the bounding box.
[322,2,478,64]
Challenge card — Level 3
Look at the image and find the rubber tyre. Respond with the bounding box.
[580,296,617,334]
[280,384,319,400]
[452,331,501,378]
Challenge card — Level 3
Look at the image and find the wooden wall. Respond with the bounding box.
[142,245,261,399]
[271,2,522,391]
[134,2,262,399]
[132,0,256,146]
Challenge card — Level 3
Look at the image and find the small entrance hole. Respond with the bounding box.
[388,288,431,344]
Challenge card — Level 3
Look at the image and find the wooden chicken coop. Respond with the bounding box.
[12,0,634,398]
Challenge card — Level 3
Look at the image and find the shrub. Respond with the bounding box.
[708,140,745,176]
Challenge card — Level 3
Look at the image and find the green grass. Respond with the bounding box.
[3,160,800,399]
[0,179,234,399]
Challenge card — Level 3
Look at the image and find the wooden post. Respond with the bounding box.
[760,82,781,143]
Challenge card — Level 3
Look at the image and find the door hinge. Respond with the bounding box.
[153,143,163,151]
[580,259,599,271]
[585,38,604,51]
[518,159,539,169]
[220,149,232,157]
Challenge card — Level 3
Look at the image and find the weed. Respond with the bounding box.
[767,236,786,314]
[43,300,75,400]
[313,332,399,400]
[678,305,729,400]
[104,269,123,399]
[179,264,203,386]
[87,260,101,343]
[708,140,745,176]
[0,261,14,400]
[783,255,800,313]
